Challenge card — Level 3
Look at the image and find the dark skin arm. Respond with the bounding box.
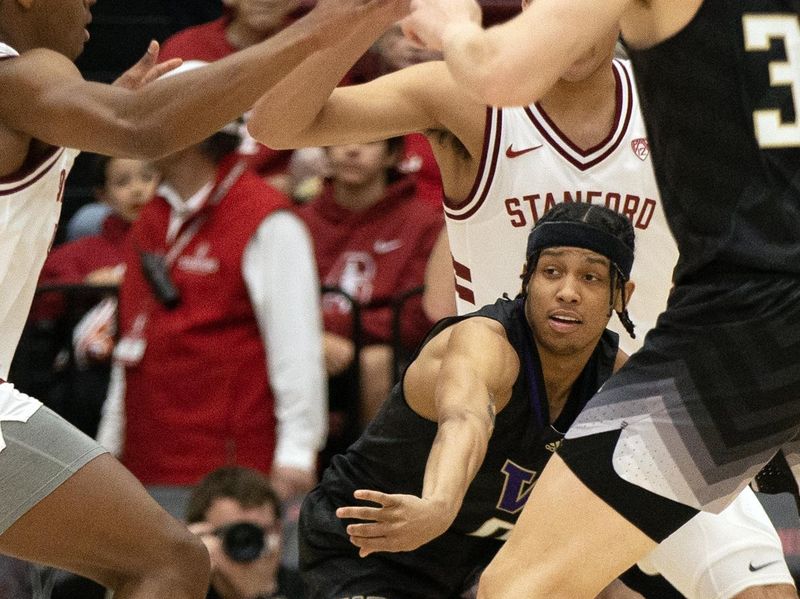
[0,0,408,175]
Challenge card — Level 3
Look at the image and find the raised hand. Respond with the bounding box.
[113,40,182,90]
[309,0,411,44]
[401,0,481,51]
[336,489,457,557]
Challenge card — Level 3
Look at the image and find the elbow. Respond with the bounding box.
[246,116,295,151]
[458,43,551,107]
[476,65,549,108]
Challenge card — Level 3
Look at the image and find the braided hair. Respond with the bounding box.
[520,203,636,338]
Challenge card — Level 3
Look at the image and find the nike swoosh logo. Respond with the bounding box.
[749,560,781,572]
[374,239,403,254]
[506,144,543,158]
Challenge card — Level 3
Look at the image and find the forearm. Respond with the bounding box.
[439,0,633,107]
[439,21,559,107]
[421,406,493,512]
[119,17,331,157]
[249,16,394,146]
[244,214,327,470]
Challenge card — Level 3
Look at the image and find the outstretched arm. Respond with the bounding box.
[249,52,466,152]
[336,317,519,556]
[402,0,635,106]
[0,0,400,161]
[248,2,410,147]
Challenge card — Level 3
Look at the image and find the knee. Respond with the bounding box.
[104,527,210,597]
[159,526,211,586]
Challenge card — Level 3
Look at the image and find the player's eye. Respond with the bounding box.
[541,266,560,277]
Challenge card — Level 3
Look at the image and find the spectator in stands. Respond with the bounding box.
[97,67,326,519]
[158,0,307,193]
[187,466,303,599]
[40,156,158,293]
[64,156,156,242]
[29,156,159,437]
[296,138,442,430]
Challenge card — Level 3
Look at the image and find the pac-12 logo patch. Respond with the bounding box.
[631,138,649,161]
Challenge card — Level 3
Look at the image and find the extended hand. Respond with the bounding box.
[336,489,456,557]
[113,40,182,90]
[310,0,411,45]
[401,0,482,51]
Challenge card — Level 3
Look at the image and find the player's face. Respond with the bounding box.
[525,247,614,357]
[34,0,95,60]
[327,141,397,188]
[100,158,159,223]
[228,0,300,35]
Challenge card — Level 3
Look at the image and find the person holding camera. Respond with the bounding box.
[187,466,301,599]
[96,62,326,519]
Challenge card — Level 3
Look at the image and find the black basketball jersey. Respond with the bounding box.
[318,297,617,545]
[627,1,800,282]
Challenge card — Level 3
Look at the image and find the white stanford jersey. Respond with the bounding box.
[0,43,79,380]
[445,59,677,354]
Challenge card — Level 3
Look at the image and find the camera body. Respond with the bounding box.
[139,251,181,309]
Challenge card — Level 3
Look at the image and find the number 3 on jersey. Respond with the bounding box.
[743,15,800,148]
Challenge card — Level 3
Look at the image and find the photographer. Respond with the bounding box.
[187,467,302,599]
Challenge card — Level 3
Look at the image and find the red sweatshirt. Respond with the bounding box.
[297,176,442,350]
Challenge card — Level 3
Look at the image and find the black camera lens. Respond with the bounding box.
[219,522,266,563]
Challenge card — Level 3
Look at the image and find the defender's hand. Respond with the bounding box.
[309,0,411,45]
[113,40,182,90]
[402,0,481,51]
[336,489,456,557]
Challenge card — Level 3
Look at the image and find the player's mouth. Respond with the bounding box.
[548,311,582,333]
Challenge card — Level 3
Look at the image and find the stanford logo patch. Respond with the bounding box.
[631,138,649,161]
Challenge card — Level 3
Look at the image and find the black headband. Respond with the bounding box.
[526,221,634,279]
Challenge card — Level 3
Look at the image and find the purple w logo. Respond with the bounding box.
[497,460,538,514]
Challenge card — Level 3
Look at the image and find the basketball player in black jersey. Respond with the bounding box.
[404,1,800,598]
[299,203,635,598]
[0,0,406,597]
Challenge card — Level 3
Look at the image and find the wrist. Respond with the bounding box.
[424,494,460,522]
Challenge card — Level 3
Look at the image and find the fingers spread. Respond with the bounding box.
[145,58,182,84]
[346,522,388,538]
[336,505,384,521]
[353,489,393,506]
